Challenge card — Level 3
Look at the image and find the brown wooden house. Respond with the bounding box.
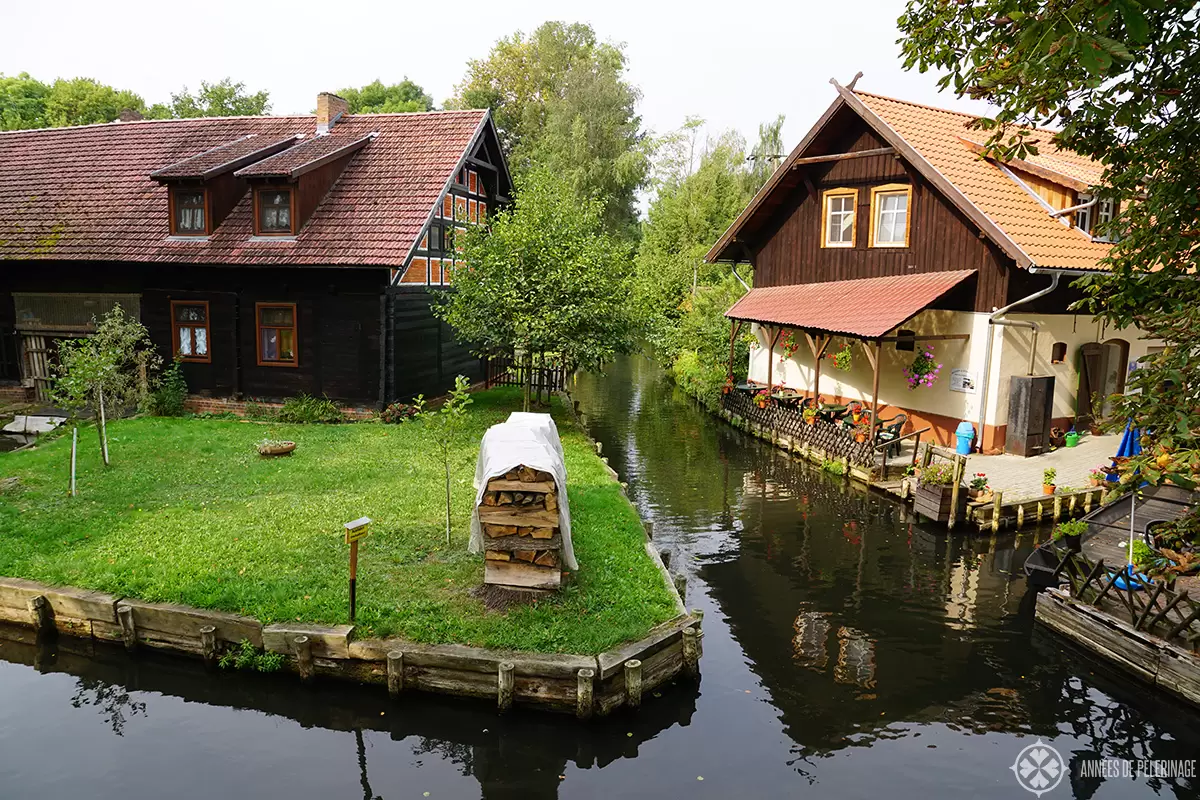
[708,80,1157,453]
[0,92,512,409]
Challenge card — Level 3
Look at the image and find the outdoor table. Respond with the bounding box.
[735,382,758,394]
[818,403,847,423]
[772,392,803,408]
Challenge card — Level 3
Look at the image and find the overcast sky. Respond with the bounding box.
[5,0,994,154]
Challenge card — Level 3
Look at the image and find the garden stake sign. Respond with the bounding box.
[343,516,372,622]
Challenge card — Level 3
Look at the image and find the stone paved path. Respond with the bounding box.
[966,433,1119,501]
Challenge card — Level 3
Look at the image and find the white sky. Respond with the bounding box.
[5,0,995,159]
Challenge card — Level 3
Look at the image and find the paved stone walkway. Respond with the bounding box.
[966,433,1119,501]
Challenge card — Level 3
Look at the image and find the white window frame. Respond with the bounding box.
[822,189,857,248]
[1073,194,1093,236]
[1093,198,1118,242]
[869,184,912,248]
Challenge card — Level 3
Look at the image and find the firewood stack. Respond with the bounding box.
[479,465,562,590]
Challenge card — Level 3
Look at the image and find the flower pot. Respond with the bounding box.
[1089,477,1105,487]
[913,482,967,524]
[805,417,815,426]
[1043,484,1056,495]
[1088,424,1103,436]
[854,433,866,443]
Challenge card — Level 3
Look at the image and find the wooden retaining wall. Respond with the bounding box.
[720,407,877,484]
[1035,588,1200,708]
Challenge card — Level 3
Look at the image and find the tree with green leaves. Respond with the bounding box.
[337,79,434,113]
[146,78,270,118]
[899,0,1200,492]
[0,73,50,130]
[414,375,474,546]
[449,21,649,237]
[435,168,638,411]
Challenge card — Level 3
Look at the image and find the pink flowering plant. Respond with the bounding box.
[903,346,943,389]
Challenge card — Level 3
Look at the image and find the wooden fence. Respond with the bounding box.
[484,356,568,394]
[1052,550,1200,651]
[721,391,876,468]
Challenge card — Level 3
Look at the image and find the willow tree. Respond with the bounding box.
[434,169,637,411]
[899,0,1200,490]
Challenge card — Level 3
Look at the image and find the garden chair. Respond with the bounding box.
[874,413,908,458]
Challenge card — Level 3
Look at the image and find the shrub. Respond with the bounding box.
[1130,539,1155,568]
[243,402,277,421]
[669,348,727,412]
[919,461,958,486]
[147,358,188,417]
[381,400,422,424]
[1053,518,1088,541]
[821,459,845,476]
[277,393,344,424]
[218,639,285,673]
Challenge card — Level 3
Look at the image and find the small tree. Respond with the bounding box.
[435,169,638,411]
[416,375,474,546]
[52,304,161,463]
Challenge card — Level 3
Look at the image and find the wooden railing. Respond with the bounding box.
[875,426,930,480]
[721,391,876,468]
[1054,550,1200,652]
[484,356,568,393]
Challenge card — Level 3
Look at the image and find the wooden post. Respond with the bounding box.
[644,520,654,540]
[1053,494,1063,522]
[1084,490,1094,513]
[659,548,671,569]
[728,320,743,380]
[805,332,831,401]
[948,455,964,531]
[199,625,217,668]
[576,667,595,720]
[991,491,1003,534]
[765,326,781,395]
[920,442,933,470]
[1016,504,1025,529]
[69,427,77,497]
[27,595,50,634]
[860,340,882,420]
[498,661,515,711]
[294,635,314,682]
[624,659,643,709]
[117,604,136,652]
[1069,494,1078,516]
[673,572,687,602]
[98,387,110,467]
[683,627,702,678]
[387,650,404,698]
[348,539,359,622]
[595,441,602,455]
[1036,500,1044,523]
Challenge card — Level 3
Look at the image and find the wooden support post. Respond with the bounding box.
[804,332,831,401]
[1068,494,1078,516]
[644,520,654,540]
[673,572,687,602]
[727,320,743,381]
[1084,490,1094,513]
[948,455,964,531]
[991,491,1003,533]
[1036,501,1044,523]
[860,339,882,420]
[98,387,110,467]
[387,650,404,698]
[294,635,314,682]
[69,427,77,497]
[624,659,643,709]
[920,442,933,470]
[1053,495,1063,522]
[659,548,671,569]
[498,661,515,711]
[576,667,595,720]
[683,626,702,678]
[117,604,136,652]
[595,441,602,455]
[199,625,217,668]
[27,595,49,634]
[1016,504,1025,529]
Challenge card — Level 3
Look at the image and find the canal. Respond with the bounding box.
[1,354,1197,799]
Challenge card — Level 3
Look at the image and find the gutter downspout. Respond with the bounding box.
[975,270,1060,452]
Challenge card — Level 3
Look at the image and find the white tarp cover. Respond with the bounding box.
[469,413,576,569]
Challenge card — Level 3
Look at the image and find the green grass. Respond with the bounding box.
[0,388,677,654]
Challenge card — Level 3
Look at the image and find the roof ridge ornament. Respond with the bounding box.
[830,71,864,91]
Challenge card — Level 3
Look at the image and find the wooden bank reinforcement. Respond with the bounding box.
[0,394,699,717]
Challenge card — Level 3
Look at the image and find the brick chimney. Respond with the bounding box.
[316,92,350,135]
[117,108,144,122]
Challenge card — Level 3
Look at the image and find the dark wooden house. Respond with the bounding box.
[708,80,1156,452]
[0,92,512,409]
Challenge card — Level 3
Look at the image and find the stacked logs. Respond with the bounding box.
[480,465,562,590]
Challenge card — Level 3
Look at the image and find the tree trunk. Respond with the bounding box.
[444,455,452,546]
[522,351,532,412]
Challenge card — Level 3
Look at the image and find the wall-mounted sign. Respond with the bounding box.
[950,368,977,394]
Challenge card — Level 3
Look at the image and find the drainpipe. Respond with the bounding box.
[974,270,1060,452]
[1050,196,1098,219]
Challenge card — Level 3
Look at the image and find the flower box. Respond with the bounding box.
[913,482,966,523]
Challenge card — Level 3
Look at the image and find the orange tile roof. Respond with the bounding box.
[854,91,1112,271]
[725,270,977,337]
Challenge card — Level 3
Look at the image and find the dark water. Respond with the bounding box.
[2,354,1198,799]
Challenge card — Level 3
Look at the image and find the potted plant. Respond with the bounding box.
[257,438,297,457]
[967,472,991,501]
[913,461,966,523]
[1042,468,1057,495]
[802,405,818,425]
[754,387,771,409]
[852,418,872,443]
[1088,466,1108,487]
[847,401,864,424]
[1052,518,1088,552]
[722,376,735,395]
[1088,392,1105,435]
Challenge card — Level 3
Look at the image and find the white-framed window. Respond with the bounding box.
[1093,198,1118,242]
[1073,195,1093,235]
[822,189,857,248]
[869,184,912,247]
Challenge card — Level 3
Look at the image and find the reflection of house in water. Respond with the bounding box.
[943,556,982,631]
[834,626,877,690]
[740,471,795,500]
[792,610,831,671]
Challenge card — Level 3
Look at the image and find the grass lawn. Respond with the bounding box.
[0,388,677,654]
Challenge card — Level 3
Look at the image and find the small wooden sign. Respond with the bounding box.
[344,516,372,544]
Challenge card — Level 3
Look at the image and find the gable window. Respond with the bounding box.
[1073,198,1092,236]
[171,300,210,362]
[1093,198,1119,242]
[256,303,298,367]
[256,189,293,235]
[171,189,207,235]
[870,184,912,247]
[428,224,443,252]
[822,189,857,248]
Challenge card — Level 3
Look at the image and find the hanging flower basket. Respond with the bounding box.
[825,343,853,371]
[778,328,801,363]
[903,346,943,389]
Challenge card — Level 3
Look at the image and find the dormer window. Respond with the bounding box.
[171,189,208,236]
[256,188,293,235]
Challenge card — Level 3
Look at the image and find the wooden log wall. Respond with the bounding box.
[480,466,563,590]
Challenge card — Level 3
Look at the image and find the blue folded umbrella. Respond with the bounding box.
[1115,419,1143,459]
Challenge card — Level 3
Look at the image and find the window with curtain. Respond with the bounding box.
[173,190,206,235]
[171,301,210,362]
[257,189,292,234]
[823,190,857,247]
[871,187,911,247]
[257,303,297,366]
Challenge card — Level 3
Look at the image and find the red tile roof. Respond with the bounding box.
[0,110,488,267]
[725,270,977,338]
[234,133,373,178]
[150,133,301,179]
